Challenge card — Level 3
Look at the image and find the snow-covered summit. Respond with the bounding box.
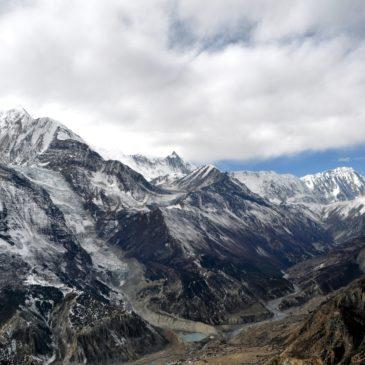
[301,167,365,203]
[230,167,365,205]
[0,108,83,165]
[117,151,195,181]
[231,170,312,204]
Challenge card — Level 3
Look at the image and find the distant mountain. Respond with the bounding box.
[231,167,365,205]
[302,167,365,204]
[117,151,195,181]
[231,170,314,204]
[232,167,365,243]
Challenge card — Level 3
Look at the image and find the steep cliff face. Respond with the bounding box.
[0,163,167,364]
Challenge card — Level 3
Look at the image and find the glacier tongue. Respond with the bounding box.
[15,165,130,297]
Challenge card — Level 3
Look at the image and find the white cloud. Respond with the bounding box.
[0,0,364,162]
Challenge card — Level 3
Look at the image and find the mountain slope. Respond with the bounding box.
[231,167,365,206]
[279,236,365,310]
[232,167,365,245]
[273,275,365,365]
[40,142,321,324]
[0,163,167,364]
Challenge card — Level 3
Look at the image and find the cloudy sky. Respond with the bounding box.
[0,0,365,171]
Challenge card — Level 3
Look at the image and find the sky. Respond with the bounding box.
[0,0,365,175]
[216,145,365,176]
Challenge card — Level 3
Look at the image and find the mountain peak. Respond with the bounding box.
[117,151,195,181]
[0,107,30,117]
[303,166,356,179]
[231,169,312,204]
[332,166,355,173]
[0,108,32,126]
[301,166,365,203]
[167,151,180,159]
[0,108,83,165]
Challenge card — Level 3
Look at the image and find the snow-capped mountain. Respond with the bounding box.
[0,109,333,335]
[301,167,365,204]
[231,167,365,206]
[0,108,83,165]
[231,170,314,204]
[1,107,364,364]
[116,151,195,181]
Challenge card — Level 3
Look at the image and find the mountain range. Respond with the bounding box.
[0,109,365,364]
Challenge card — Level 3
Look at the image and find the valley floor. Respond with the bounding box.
[125,291,327,365]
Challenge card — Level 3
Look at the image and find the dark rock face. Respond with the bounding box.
[280,237,365,310]
[0,287,167,365]
[50,293,167,365]
[274,276,365,365]
[0,164,167,364]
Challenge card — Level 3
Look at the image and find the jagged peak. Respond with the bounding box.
[300,166,365,203]
[117,151,195,181]
[332,166,356,173]
[0,107,30,116]
[166,151,180,159]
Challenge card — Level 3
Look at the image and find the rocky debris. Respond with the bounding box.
[0,287,167,365]
[272,276,365,365]
[0,162,168,364]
